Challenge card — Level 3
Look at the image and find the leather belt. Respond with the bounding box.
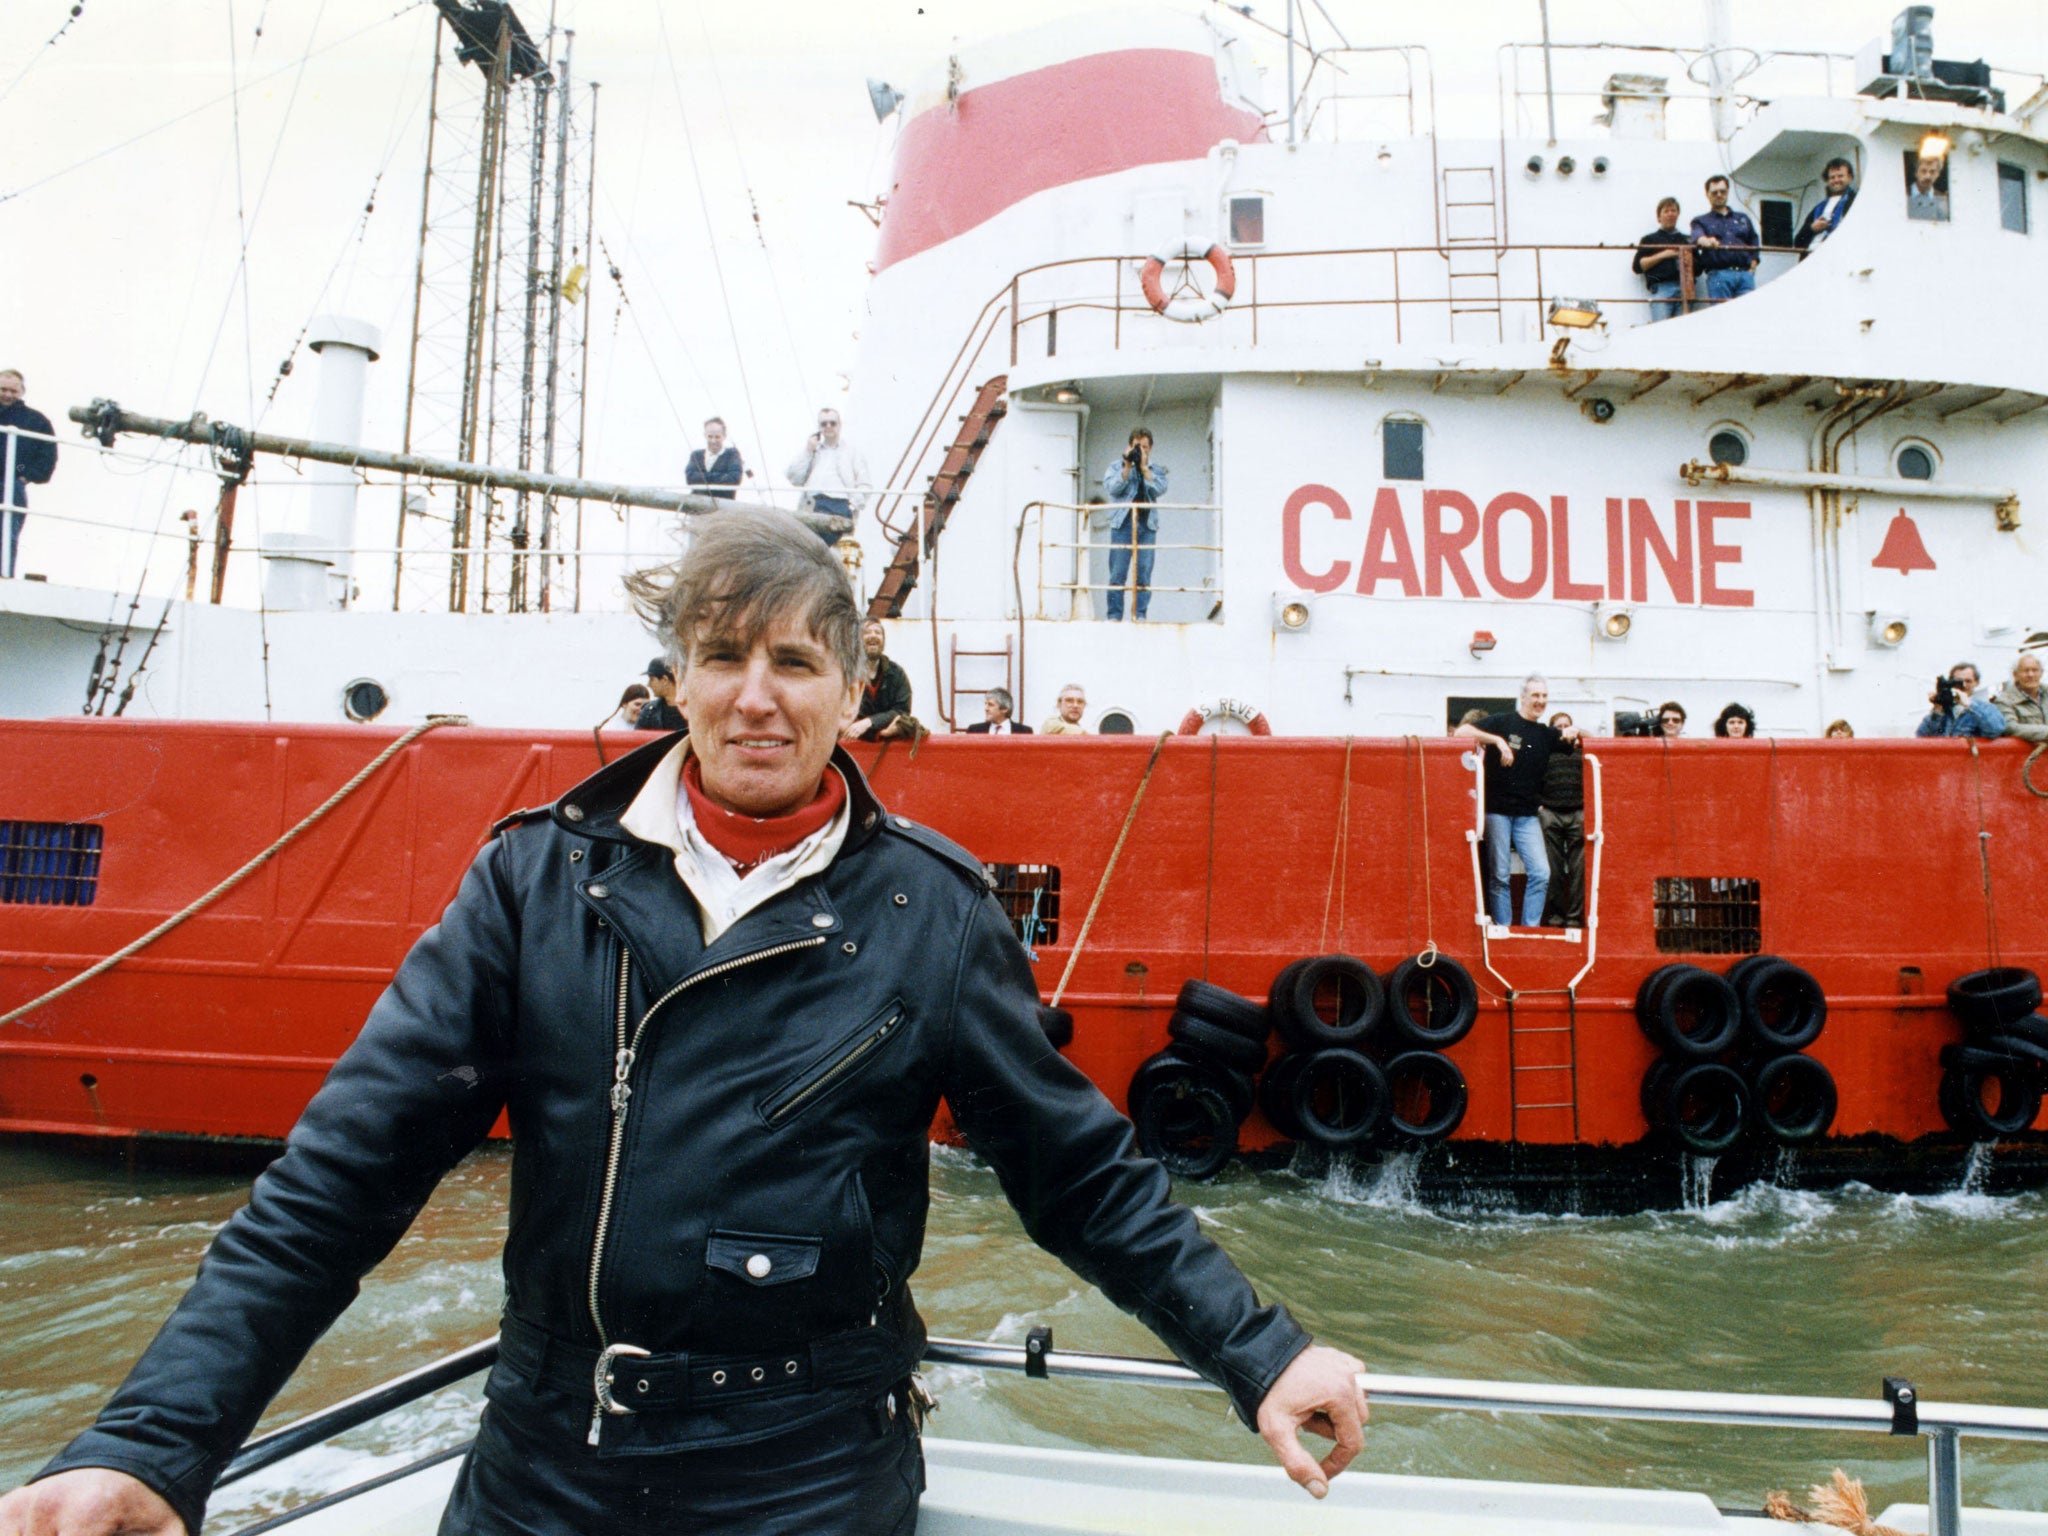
[498,1314,906,1414]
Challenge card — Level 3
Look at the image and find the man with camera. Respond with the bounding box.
[1915,661,2007,739]
[1101,427,1167,621]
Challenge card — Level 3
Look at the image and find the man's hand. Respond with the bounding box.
[841,717,873,740]
[1257,1345,1369,1499]
[0,1468,183,1536]
[1557,724,1582,743]
[806,433,822,453]
[1698,234,1721,247]
[1490,734,1515,766]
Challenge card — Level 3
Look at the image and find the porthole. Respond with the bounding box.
[342,678,391,722]
[1896,443,1936,481]
[1707,428,1749,467]
[1098,709,1136,735]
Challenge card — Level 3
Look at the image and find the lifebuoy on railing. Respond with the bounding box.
[1140,240,1237,323]
[1177,699,1272,736]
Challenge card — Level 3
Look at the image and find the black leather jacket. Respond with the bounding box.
[41,737,1308,1533]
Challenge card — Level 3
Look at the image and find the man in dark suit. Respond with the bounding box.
[964,687,1032,735]
[684,416,744,500]
[1794,158,1857,251]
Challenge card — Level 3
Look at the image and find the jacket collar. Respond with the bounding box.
[554,732,889,855]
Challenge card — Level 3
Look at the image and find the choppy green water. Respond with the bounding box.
[4,1141,2047,1532]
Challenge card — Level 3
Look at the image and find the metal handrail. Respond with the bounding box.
[1022,499,1224,620]
[212,1332,2043,1536]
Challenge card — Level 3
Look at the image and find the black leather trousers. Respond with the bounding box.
[440,1386,924,1535]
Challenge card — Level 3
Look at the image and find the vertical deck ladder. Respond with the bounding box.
[1505,991,1580,1143]
[868,375,1010,621]
[1439,166,1503,345]
[947,634,1014,729]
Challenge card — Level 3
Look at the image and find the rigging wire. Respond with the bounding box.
[648,0,768,487]
[0,0,90,114]
[0,0,429,207]
[689,2,814,408]
[596,236,697,449]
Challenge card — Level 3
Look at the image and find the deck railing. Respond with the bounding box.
[1019,499,1223,622]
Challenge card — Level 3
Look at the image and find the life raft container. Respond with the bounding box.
[1177,699,1272,736]
[1139,240,1237,323]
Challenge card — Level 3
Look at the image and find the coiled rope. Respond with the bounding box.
[0,715,467,1028]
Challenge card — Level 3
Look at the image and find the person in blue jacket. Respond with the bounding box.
[1101,426,1168,620]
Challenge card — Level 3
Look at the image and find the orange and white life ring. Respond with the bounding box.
[1140,240,1237,324]
[1177,698,1273,736]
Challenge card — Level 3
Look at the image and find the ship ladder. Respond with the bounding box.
[868,374,1009,620]
[1505,989,1581,1143]
[948,633,1014,731]
[1439,165,1503,346]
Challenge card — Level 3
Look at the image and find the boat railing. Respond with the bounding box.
[1018,499,1223,623]
[1006,240,1813,365]
[215,1331,2048,1536]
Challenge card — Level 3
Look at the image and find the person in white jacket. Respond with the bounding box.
[785,407,870,543]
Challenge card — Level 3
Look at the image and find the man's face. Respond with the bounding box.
[819,412,841,445]
[1825,164,1852,195]
[1917,158,1942,193]
[1706,180,1730,211]
[2017,655,2044,696]
[682,613,858,817]
[1950,665,1979,696]
[1659,709,1687,737]
[1519,682,1548,719]
[704,421,726,454]
[0,375,21,408]
[984,696,1007,724]
[648,672,675,703]
[1656,203,1678,231]
[1058,689,1085,724]
[861,621,885,658]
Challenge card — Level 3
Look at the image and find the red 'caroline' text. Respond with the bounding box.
[1281,485,1755,607]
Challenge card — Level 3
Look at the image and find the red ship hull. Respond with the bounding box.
[2,721,2041,1203]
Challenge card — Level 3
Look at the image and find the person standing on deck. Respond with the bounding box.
[1993,653,2047,742]
[1690,176,1760,304]
[4,509,1369,1536]
[685,416,745,501]
[1100,427,1167,621]
[786,407,868,543]
[0,370,58,580]
[1459,675,1581,928]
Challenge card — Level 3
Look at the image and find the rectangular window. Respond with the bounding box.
[987,863,1060,947]
[1653,876,1760,955]
[1999,162,2029,234]
[1382,419,1425,481]
[0,821,104,906]
[1228,196,1265,247]
[1759,198,1794,250]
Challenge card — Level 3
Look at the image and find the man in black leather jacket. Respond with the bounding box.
[9,511,1365,1536]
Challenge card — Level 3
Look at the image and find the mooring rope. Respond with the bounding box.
[1051,732,1172,1008]
[2022,741,2048,800]
[1409,736,1440,968]
[0,715,468,1028]
[1967,739,2002,968]
[1318,736,1355,952]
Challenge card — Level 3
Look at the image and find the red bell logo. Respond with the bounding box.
[1872,509,1936,574]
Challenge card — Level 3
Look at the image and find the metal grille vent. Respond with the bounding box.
[1653,877,1759,955]
[0,821,105,907]
[986,863,1060,948]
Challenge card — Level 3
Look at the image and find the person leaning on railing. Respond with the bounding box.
[1689,175,1759,305]
[1634,196,1693,322]
[1915,661,2006,740]
[1992,652,2047,742]
[0,368,58,580]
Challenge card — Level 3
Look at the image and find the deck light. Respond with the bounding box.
[1869,612,1910,648]
[1918,132,1951,162]
[1548,298,1603,329]
[866,79,905,122]
[1595,603,1634,641]
[1050,383,1083,404]
[1470,630,1497,658]
[1273,594,1312,633]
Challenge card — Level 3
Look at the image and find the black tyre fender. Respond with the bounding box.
[1167,1010,1273,1074]
[1939,1059,2043,1139]
[1947,968,2044,1033]
[1750,1053,1837,1144]
[1268,954,1387,1052]
[1133,1075,1239,1180]
[1642,966,1742,1061]
[1173,979,1272,1042]
[1640,1058,1679,1129]
[1036,1004,1074,1050]
[1654,1062,1748,1155]
[1282,1048,1391,1149]
[1383,1050,1467,1142]
[1970,1012,2048,1051]
[1974,1032,2048,1077]
[1257,1053,1309,1140]
[1125,1049,1193,1119]
[1384,955,1480,1050]
[1634,964,1694,1028]
[1734,959,1827,1052]
[1722,953,1780,995]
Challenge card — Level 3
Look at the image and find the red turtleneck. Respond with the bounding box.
[680,756,845,874]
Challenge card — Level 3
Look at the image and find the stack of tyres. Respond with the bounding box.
[1637,957,1834,1154]
[1126,979,1271,1179]
[1941,967,2047,1139]
[1261,954,1476,1150]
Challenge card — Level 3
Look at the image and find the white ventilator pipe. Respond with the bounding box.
[263,317,381,611]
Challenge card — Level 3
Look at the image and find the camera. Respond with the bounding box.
[1934,674,1957,711]
[1124,445,1143,466]
[1614,710,1659,737]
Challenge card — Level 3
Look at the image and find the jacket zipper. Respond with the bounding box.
[584,932,827,1444]
[762,1008,904,1128]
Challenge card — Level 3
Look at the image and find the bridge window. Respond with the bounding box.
[1382,418,1425,481]
[1999,163,2029,234]
[0,821,104,907]
[1228,196,1265,247]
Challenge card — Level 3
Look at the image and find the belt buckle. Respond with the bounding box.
[594,1342,653,1417]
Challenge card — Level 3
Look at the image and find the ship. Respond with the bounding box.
[3,2,2047,1208]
